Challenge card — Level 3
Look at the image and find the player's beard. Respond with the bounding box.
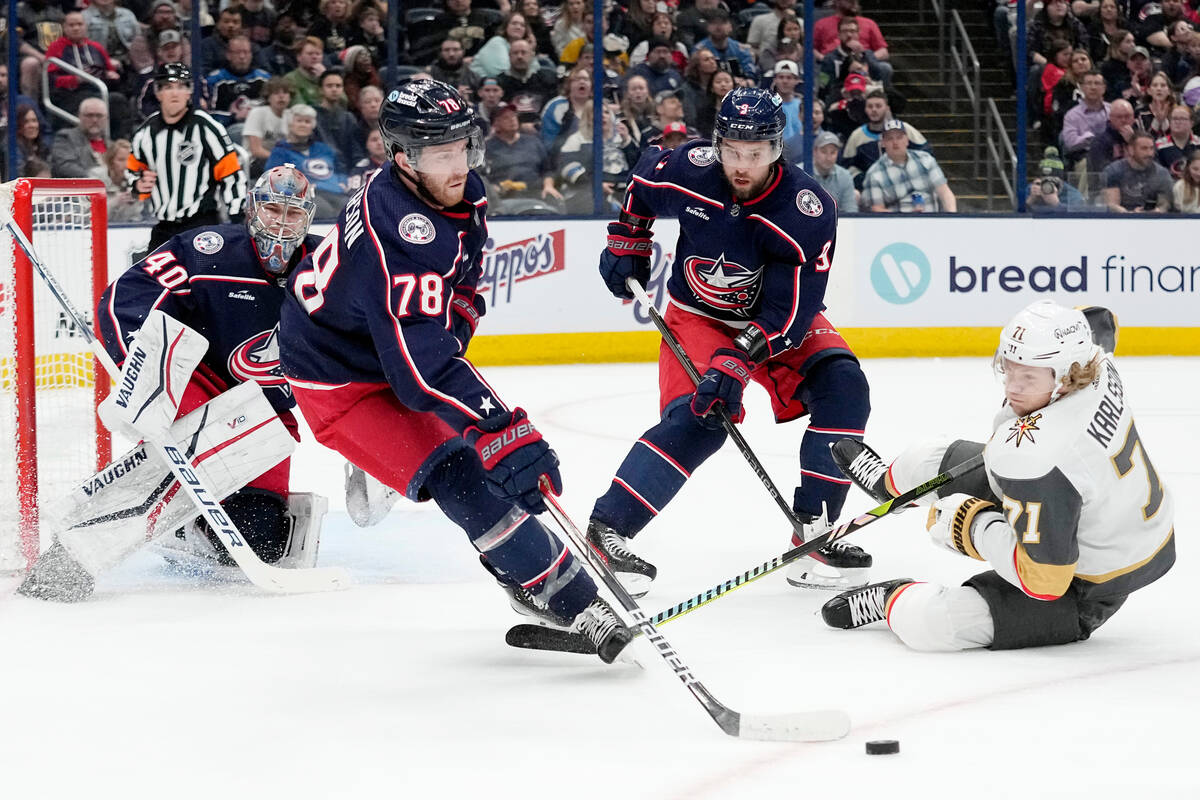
[725,163,775,202]
[417,169,469,208]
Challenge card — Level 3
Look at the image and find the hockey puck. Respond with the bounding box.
[865,739,900,755]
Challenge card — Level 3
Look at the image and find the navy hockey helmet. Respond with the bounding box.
[712,87,786,164]
[246,163,317,277]
[379,78,484,172]
[153,61,192,85]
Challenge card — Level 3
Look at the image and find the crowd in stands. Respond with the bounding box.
[0,0,959,220]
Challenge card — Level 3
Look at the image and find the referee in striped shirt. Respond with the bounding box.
[127,63,248,251]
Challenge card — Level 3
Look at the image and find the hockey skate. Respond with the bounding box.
[821,578,914,630]
[586,520,656,598]
[482,555,575,629]
[785,506,872,591]
[830,439,894,505]
[572,597,634,664]
[17,541,96,602]
[345,463,399,528]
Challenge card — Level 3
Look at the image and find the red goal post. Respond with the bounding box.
[0,178,112,572]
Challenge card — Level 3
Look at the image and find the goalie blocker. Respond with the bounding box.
[19,382,325,601]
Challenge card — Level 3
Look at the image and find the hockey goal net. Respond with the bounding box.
[0,179,111,572]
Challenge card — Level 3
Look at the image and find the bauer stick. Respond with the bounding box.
[626,278,814,538]
[509,451,985,654]
[537,478,850,742]
[1,215,349,594]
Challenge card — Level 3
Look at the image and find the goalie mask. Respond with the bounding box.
[247,164,316,276]
[993,300,1101,404]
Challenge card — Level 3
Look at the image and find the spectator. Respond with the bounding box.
[627,37,685,97]
[541,67,593,152]
[83,0,151,76]
[308,0,353,56]
[142,0,183,49]
[243,75,292,174]
[819,17,893,101]
[14,0,66,98]
[1062,70,1111,163]
[773,60,803,140]
[1171,148,1200,209]
[133,28,188,122]
[429,38,480,96]
[863,119,957,213]
[484,102,562,207]
[240,0,277,50]
[812,0,889,63]
[619,74,656,145]
[315,69,363,172]
[1087,96,1137,183]
[472,12,536,79]
[286,36,326,107]
[628,12,689,70]
[1135,71,1177,136]
[518,0,554,57]
[759,13,804,77]
[1156,103,1200,177]
[19,156,51,178]
[655,120,696,150]
[556,103,640,214]
[1100,29,1136,99]
[104,138,150,222]
[696,9,757,84]
[840,88,929,189]
[341,45,382,111]
[1037,42,1081,142]
[1162,19,1196,84]
[1181,39,1200,105]
[348,2,389,68]
[825,71,874,140]
[809,129,858,212]
[1048,48,1094,137]
[207,35,271,135]
[266,104,344,219]
[682,49,720,133]
[1086,0,1128,65]
[1102,130,1172,211]
[497,39,559,129]
[1028,0,1090,66]
[11,104,51,177]
[1025,174,1088,213]
[437,0,498,60]
[354,84,384,145]
[474,76,505,130]
[551,0,588,59]
[0,63,44,140]
[258,13,299,76]
[781,98,829,164]
[345,128,387,193]
[1138,0,1188,54]
[620,0,659,51]
[200,6,243,74]
[646,88,689,140]
[1126,45,1154,102]
[50,97,109,180]
[747,0,798,58]
[45,11,124,121]
[675,0,720,50]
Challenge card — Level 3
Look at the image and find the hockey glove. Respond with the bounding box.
[98,309,208,442]
[925,493,997,560]
[690,348,752,429]
[464,408,563,515]
[449,291,485,355]
[599,221,652,300]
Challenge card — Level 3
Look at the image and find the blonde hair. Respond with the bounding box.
[1061,355,1102,394]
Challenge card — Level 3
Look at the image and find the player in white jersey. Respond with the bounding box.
[821,301,1175,651]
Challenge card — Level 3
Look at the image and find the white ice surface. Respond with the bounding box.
[1,358,1196,799]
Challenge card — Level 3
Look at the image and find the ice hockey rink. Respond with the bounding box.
[1,356,1196,799]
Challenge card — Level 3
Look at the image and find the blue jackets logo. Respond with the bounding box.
[683,253,761,315]
[870,242,930,304]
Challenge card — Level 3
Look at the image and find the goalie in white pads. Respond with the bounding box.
[822,302,1174,650]
[19,165,328,601]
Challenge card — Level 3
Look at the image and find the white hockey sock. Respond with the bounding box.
[886,582,995,651]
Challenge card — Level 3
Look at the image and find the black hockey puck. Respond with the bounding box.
[865,739,900,755]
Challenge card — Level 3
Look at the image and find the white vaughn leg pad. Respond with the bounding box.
[97,309,209,442]
[888,439,953,506]
[886,583,995,651]
[276,493,329,569]
[56,382,296,575]
[344,463,399,527]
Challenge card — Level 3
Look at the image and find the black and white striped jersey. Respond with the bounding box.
[126,107,248,222]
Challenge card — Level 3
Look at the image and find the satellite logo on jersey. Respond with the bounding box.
[796,190,823,217]
[176,141,200,166]
[870,242,931,305]
[228,328,289,395]
[478,229,566,304]
[1006,412,1042,447]
[688,146,716,166]
[683,253,762,314]
[399,213,436,245]
[192,231,224,254]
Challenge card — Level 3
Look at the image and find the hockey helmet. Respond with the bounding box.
[247,163,317,277]
[993,300,1101,402]
[378,79,484,173]
[713,87,786,165]
[154,61,192,85]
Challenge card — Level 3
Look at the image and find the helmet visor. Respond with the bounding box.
[715,136,782,166]
[408,130,485,174]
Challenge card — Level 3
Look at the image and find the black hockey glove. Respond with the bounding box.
[464,408,562,515]
[690,348,753,429]
[599,221,652,299]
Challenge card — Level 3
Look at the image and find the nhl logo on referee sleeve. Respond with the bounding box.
[796,190,824,217]
[192,231,224,254]
[399,213,436,244]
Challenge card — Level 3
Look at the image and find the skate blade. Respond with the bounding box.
[615,573,652,599]
[786,566,869,592]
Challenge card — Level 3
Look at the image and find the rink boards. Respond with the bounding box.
[104,216,1200,363]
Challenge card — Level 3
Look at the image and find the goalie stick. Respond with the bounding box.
[538,478,850,742]
[509,451,986,654]
[1,215,349,594]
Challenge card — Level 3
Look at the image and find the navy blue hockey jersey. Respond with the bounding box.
[279,166,500,434]
[98,224,322,415]
[624,140,838,359]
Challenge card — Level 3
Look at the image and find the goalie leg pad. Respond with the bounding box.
[886,582,995,651]
[57,382,296,575]
[198,488,290,564]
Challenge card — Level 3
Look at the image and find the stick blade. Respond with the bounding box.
[737,709,851,742]
[256,565,352,594]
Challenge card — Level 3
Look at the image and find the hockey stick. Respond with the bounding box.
[1,215,349,594]
[626,278,813,538]
[538,478,850,742]
[509,451,986,654]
